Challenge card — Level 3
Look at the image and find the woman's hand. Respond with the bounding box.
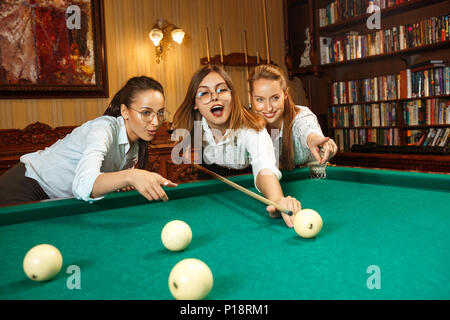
[307,133,338,164]
[266,196,302,228]
[129,169,178,201]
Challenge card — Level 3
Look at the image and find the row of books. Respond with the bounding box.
[319,14,449,64]
[319,0,410,27]
[333,127,449,151]
[403,99,450,126]
[331,75,397,104]
[399,65,449,99]
[407,128,450,146]
[334,128,401,151]
[331,65,450,104]
[331,103,398,127]
[330,99,449,128]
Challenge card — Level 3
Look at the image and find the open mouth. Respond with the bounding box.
[210,105,224,117]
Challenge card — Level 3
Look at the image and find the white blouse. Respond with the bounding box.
[200,117,281,188]
[21,116,138,202]
[270,106,324,166]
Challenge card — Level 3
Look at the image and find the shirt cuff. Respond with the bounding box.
[72,172,105,203]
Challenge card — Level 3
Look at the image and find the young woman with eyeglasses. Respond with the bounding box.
[172,65,301,228]
[0,76,177,206]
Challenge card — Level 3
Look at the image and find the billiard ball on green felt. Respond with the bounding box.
[294,209,323,238]
[161,220,192,252]
[23,244,63,282]
[168,258,213,300]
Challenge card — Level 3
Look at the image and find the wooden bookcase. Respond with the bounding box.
[283,0,450,172]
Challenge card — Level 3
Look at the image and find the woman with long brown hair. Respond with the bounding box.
[172,65,301,228]
[248,64,337,171]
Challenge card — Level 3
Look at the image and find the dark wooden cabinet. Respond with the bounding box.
[283,0,450,172]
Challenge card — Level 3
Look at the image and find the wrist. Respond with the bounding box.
[273,197,284,204]
[127,168,139,186]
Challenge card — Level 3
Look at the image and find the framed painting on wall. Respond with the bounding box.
[0,0,108,98]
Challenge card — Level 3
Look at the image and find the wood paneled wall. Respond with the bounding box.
[0,0,306,129]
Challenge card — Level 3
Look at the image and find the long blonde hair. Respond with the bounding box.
[248,64,300,170]
[172,65,265,135]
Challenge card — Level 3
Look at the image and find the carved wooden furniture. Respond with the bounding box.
[0,122,206,183]
[0,122,75,174]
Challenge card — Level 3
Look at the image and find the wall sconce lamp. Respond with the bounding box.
[149,18,185,63]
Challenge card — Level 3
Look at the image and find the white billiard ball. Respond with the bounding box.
[168,258,213,300]
[23,244,63,282]
[294,209,323,238]
[161,220,192,252]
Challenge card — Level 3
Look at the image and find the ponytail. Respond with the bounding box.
[104,76,164,169]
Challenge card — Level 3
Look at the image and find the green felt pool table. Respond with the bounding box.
[0,166,449,300]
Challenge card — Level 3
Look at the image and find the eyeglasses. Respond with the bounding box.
[195,85,232,104]
[128,106,168,122]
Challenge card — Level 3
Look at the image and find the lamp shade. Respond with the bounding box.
[149,28,164,46]
[171,28,185,44]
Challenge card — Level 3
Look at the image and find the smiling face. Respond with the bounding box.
[194,72,232,134]
[121,89,166,143]
[251,78,287,130]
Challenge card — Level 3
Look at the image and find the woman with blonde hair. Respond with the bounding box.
[248,64,337,170]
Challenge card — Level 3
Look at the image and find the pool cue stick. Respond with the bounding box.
[219,28,224,63]
[262,0,270,64]
[205,28,211,62]
[243,30,251,108]
[243,30,248,64]
[193,164,293,216]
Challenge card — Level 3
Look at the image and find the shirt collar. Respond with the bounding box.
[201,116,231,145]
[271,120,284,141]
[118,116,132,153]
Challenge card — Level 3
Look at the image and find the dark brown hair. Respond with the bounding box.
[103,76,165,169]
[248,64,300,170]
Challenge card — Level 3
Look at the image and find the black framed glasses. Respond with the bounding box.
[128,107,168,122]
[195,85,232,104]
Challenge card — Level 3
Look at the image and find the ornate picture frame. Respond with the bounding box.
[0,0,108,99]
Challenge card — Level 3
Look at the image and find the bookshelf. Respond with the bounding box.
[283,0,450,172]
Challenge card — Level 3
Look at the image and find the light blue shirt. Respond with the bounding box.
[270,106,324,166]
[20,116,139,202]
